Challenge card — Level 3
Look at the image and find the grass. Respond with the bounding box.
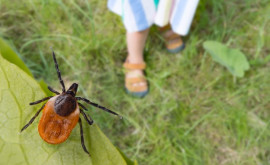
[1,0,270,164]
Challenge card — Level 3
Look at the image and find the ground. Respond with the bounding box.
[0,0,270,164]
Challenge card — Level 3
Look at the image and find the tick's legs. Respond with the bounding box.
[79,118,90,156]
[21,104,45,132]
[78,102,88,111]
[76,97,122,119]
[29,96,52,105]
[80,109,94,125]
[48,86,60,95]
[79,103,94,125]
[51,49,66,93]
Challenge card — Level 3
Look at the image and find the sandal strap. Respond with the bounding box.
[164,32,181,41]
[126,84,148,92]
[125,77,147,92]
[166,38,184,49]
[125,77,146,83]
[123,62,146,70]
[159,24,171,32]
[159,25,182,41]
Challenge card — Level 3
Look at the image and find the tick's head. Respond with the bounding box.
[66,83,78,97]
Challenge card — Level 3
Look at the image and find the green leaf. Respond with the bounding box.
[0,38,33,77]
[203,41,250,77]
[88,124,127,165]
[0,55,129,165]
[38,79,54,96]
[117,148,138,165]
[0,37,51,96]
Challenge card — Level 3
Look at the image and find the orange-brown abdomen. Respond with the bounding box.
[38,96,80,144]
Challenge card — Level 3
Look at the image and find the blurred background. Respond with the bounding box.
[0,0,270,164]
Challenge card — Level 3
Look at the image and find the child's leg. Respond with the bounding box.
[126,28,149,63]
[124,28,149,97]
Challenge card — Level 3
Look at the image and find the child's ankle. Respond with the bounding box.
[126,55,144,64]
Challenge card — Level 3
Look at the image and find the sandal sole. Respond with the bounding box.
[125,87,149,98]
[167,43,185,53]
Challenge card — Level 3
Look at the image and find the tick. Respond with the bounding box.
[21,49,121,155]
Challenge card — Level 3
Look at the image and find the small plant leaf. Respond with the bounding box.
[203,41,250,77]
[0,55,130,165]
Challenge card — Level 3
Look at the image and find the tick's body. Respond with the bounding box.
[38,95,79,144]
[21,50,121,155]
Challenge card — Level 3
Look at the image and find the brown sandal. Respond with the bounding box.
[160,25,185,53]
[123,62,149,97]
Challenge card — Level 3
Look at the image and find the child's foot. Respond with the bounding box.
[160,25,185,53]
[123,60,148,98]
